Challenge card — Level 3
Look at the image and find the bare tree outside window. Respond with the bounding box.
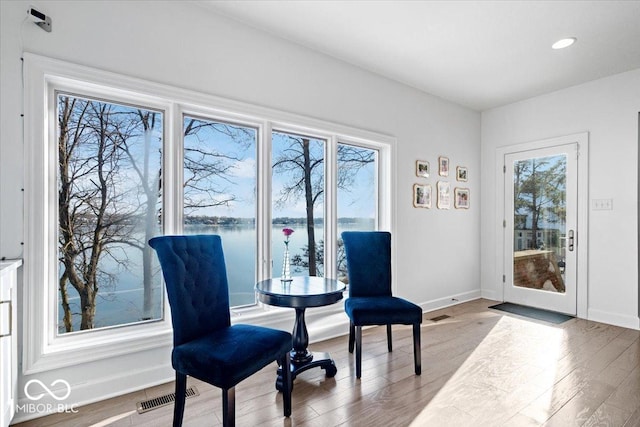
[272,133,376,278]
[272,132,325,277]
[57,94,163,333]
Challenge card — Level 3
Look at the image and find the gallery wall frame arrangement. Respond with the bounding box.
[412,156,469,210]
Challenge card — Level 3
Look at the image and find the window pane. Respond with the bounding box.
[512,154,567,293]
[272,131,325,277]
[183,116,257,307]
[57,94,163,334]
[337,143,377,281]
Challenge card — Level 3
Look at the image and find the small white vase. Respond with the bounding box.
[281,240,292,282]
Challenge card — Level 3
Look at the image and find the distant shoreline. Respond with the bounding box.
[183,216,374,226]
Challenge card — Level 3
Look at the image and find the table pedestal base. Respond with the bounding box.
[276,351,337,391]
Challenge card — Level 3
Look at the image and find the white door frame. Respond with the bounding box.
[495,132,589,318]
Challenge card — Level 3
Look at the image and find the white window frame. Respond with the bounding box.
[23,55,176,374]
[23,53,395,373]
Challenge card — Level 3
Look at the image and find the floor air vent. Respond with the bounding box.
[136,386,199,414]
[430,314,451,322]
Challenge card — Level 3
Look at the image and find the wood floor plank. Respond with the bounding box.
[12,299,640,427]
[583,402,636,427]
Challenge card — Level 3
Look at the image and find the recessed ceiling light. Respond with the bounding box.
[552,37,577,50]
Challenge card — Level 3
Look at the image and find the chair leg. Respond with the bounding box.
[222,387,235,427]
[348,321,355,353]
[386,324,393,352]
[282,352,292,417]
[173,372,187,427]
[355,325,363,378]
[413,323,421,376]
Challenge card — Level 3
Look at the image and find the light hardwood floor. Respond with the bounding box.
[14,299,640,426]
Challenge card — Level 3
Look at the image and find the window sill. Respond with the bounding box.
[25,320,173,375]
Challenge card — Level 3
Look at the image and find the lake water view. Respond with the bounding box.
[58,220,373,333]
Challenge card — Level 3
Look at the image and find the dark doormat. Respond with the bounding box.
[489,302,574,324]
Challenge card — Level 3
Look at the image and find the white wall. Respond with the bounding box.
[481,69,640,330]
[1,0,480,420]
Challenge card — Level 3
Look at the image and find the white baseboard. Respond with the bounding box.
[588,308,640,330]
[418,289,482,314]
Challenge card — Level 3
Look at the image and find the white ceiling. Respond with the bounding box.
[199,0,640,111]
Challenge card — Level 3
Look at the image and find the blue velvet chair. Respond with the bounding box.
[149,235,292,427]
[341,231,422,378]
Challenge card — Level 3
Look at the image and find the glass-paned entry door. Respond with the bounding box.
[504,143,578,314]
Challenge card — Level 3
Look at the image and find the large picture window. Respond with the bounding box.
[23,54,393,371]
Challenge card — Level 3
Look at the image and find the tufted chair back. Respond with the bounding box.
[342,231,392,298]
[149,234,231,346]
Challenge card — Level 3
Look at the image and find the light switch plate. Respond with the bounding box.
[592,199,613,210]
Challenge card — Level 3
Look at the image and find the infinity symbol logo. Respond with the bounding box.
[24,379,71,401]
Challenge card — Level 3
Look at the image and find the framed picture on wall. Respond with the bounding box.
[416,160,430,178]
[456,166,468,182]
[438,156,449,177]
[437,181,450,209]
[413,183,431,208]
[454,187,470,209]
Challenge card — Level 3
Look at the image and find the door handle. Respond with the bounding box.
[0,300,11,338]
[568,230,575,252]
